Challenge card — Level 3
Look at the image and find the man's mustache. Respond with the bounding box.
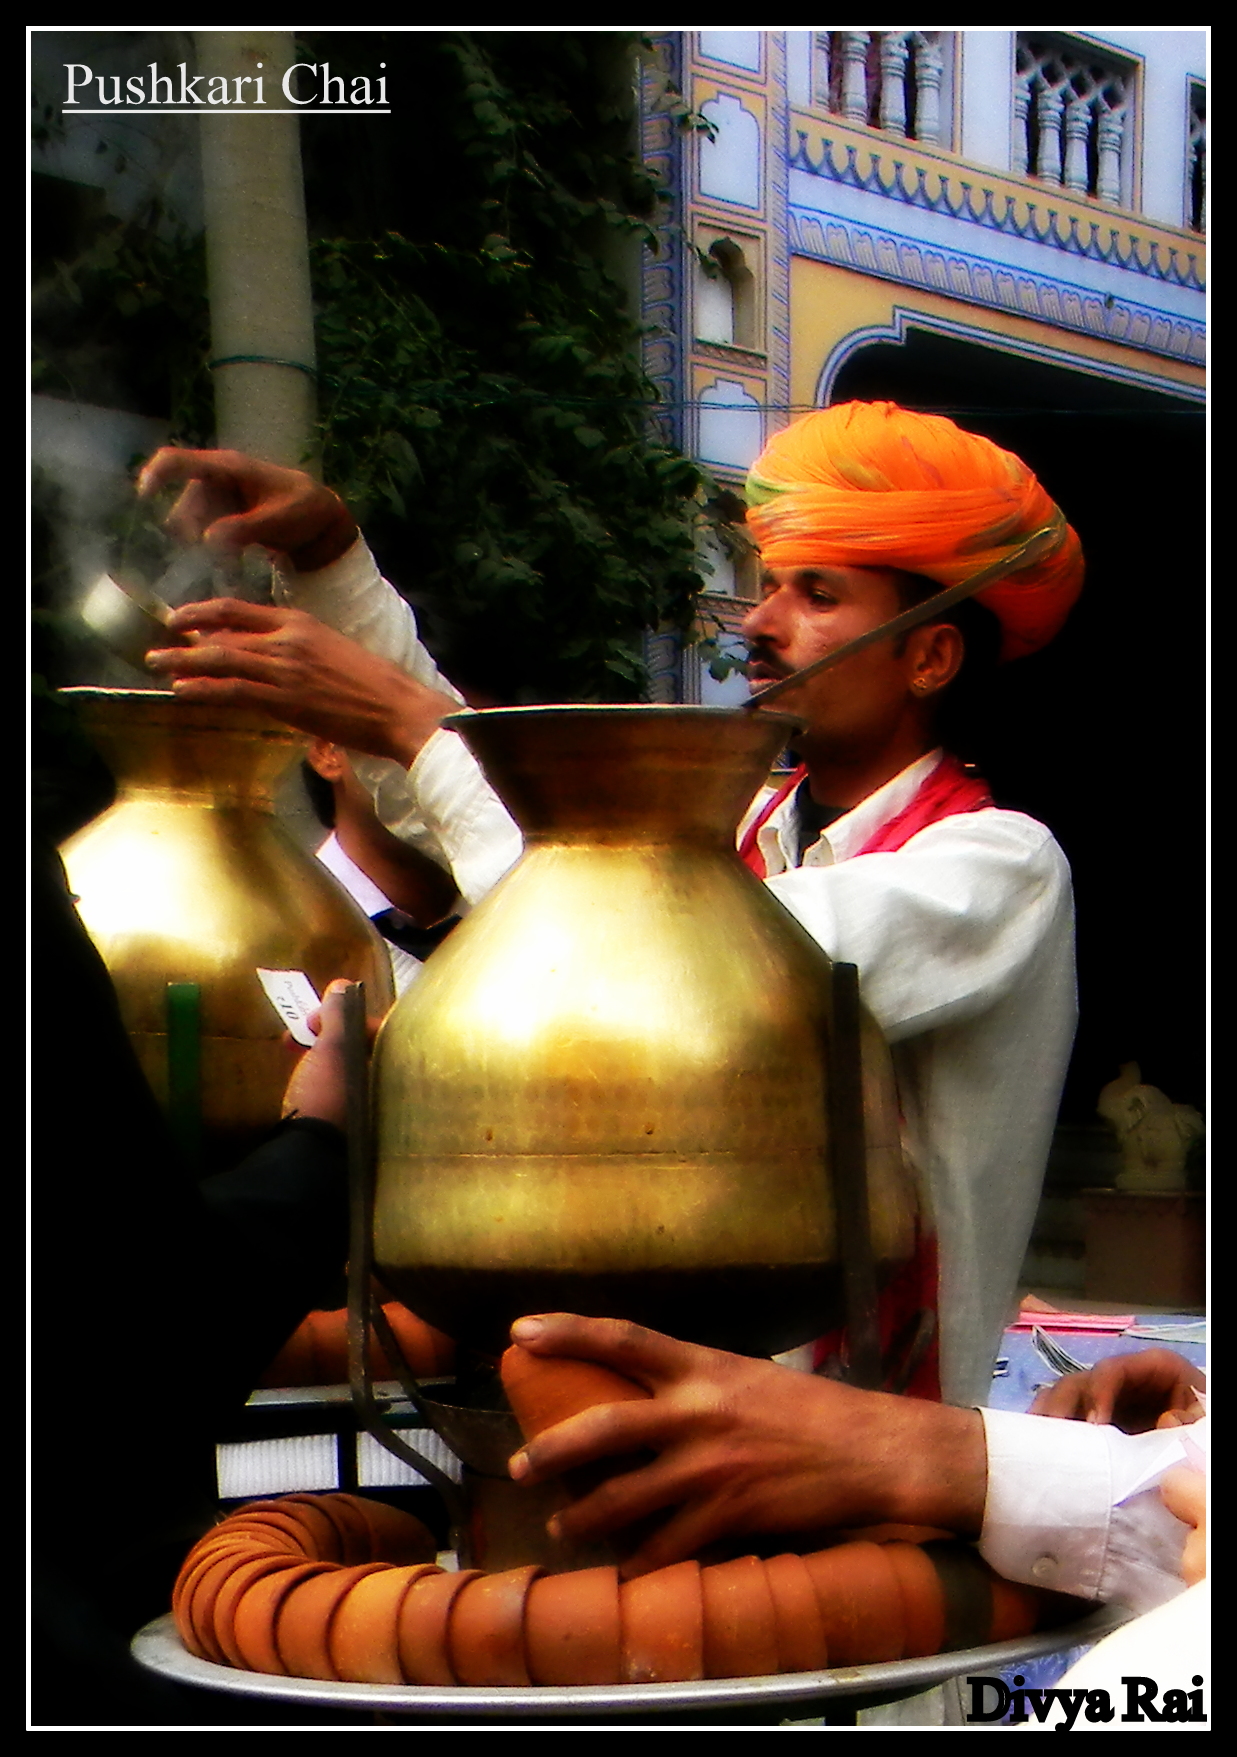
[745,644,793,680]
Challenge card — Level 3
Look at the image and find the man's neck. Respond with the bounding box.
[798,733,936,813]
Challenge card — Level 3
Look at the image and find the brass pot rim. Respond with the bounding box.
[57,686,305,744]
[444,701,805,732]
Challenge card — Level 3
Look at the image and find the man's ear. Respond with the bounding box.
[909,622,965,694]
[305,738,348,783]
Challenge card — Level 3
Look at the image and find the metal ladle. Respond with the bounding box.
[77,570,192,675]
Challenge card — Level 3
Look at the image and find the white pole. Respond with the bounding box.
[194,30,318,471]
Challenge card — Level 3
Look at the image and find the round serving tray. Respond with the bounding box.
[132,1605,1129,1721]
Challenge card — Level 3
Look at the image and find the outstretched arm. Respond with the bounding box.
[505,1314,986,1577]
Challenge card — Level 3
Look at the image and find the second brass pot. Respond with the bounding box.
[373,706,915,1356]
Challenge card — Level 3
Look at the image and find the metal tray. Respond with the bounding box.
[132,1605,1129,1721]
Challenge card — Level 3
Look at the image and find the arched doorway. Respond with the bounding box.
[833,328,1205,1126]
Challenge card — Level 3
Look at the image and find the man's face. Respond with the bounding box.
[741,564,927,761]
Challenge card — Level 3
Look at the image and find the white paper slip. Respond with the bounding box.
[256,968,321,1045]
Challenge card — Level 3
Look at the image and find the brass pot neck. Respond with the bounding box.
[58,688,304,809]
[447,705,803,843]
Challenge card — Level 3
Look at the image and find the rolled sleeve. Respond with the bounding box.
[276,542,521,904]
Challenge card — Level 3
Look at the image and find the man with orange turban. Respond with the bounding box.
[725,403,1083,1409]
[141,401,1083,1409]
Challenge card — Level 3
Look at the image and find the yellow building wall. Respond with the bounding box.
[790,256,1205,412]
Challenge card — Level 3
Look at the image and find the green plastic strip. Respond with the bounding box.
[165,981,202,1173]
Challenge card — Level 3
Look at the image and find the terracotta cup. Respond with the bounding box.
[802,1541,905,1666]
[231,1562,335,1675]
[449,1565,542,1687]
[275,1563,392,1680]
[397,1569,482,1685]
[329,1563,442,1684]
[501,1345,650,1441]
[620,1560,705,1683]
[763,1552,830,1673]
[882,1541,945,1659]
[524,1566,623,1686]
[700,1554,781,1679]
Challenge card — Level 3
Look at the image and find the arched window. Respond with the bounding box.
[694,238,757,350]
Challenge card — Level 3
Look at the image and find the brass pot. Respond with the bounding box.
[59,688,394,1171]
[373,706,915,1357]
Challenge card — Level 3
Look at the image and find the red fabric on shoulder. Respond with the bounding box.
[738,764,807,879]
[853,755,993,856]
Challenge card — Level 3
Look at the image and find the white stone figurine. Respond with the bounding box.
[1097,1063,1204,1193]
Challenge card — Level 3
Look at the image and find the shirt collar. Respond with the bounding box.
[315,830,393,918]
[758,749,945,872]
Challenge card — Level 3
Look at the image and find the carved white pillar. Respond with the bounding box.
[1063,94,1091,193]
[914,37,944,144]
[1035,82,1064,186]
[813,32,832,108]
[1096,105,1125,204]
[1012,71,1033,176]
[879,32,909,137]
[840,31,870,124]
[1188,104,1206,231]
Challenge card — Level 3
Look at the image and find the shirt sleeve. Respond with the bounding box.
[979,1407,1193,1614]
[276,540,522,905]
[763,811,1075,1044]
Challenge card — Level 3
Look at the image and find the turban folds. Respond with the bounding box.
[745,401,1084,661]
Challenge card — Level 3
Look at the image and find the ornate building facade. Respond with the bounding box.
[639,29,1206,704]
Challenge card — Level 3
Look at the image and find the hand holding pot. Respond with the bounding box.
[138,447,359,574]
[146,600,457,765]
[506,1314,986,1578]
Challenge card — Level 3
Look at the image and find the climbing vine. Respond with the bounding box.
[32,32,731,706]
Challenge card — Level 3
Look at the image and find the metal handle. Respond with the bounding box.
[342,981,464,1526]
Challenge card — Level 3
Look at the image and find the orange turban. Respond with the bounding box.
[745,402,1084,661]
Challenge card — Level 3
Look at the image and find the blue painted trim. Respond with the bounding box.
[790,207,1204,367]
[815,305,1207,408]
[789,129,1204,292]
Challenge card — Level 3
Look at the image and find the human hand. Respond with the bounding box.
[505,1314,986,1578]
[280,980,355,1131]
[137,447,359,574]
[1030,1349,1206,1434]
[145,600,458,766]
[1160,1466,1206,1585]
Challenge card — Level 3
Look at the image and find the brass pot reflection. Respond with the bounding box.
[373,706,915,1357]
[59,688,394,1171]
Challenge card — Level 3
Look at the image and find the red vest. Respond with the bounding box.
[739,755,994,1399]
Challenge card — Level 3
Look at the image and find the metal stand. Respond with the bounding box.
[341,982,465,1531]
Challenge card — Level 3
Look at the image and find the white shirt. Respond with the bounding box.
[747,760,1077,1408]
[314,831,422,998]
[282,543,1076,1406]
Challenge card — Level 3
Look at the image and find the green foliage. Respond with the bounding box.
[31,190,213,440]
[32,32,727,704]
[300,31,717,702]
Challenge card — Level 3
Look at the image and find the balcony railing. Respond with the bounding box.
[811,30,947,146]
[1014,35,1130,206]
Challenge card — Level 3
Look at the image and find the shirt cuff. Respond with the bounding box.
[979,1408,1192,1612]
